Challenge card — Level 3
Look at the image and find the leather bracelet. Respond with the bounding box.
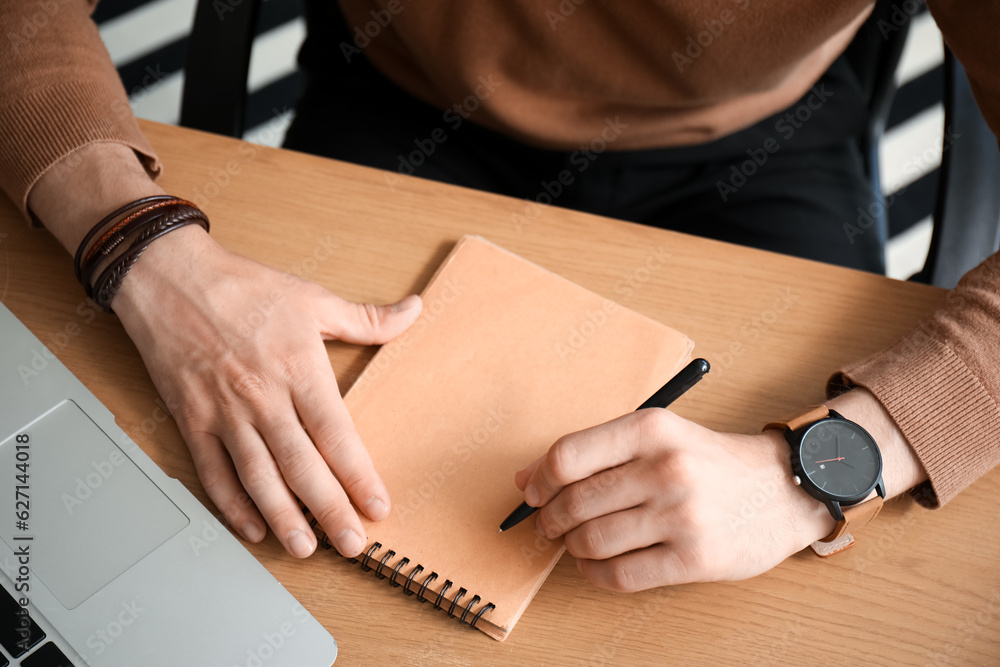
[80,203,201,295]
[81,198,192,269]
[73,195,177,284]
[90,206,210,311]
[74,196,210,311]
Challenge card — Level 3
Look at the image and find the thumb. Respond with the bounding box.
[320,293,422,345]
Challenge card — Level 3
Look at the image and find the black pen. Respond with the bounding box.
[498,358,710,533]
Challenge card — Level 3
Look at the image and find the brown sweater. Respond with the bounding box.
[0,0,998,506]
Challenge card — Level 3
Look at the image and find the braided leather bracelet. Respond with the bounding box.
[75,196,210,312]
[73,195,176,285]
[91,207,209,310]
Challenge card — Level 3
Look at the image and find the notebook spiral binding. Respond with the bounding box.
[306,515,496,629]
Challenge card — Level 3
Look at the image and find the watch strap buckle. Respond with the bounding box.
[810,532,855,557]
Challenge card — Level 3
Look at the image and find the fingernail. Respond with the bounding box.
[336,529,365,557]
[287,529,315,558]
[365,496,389,521]
[525,483,539,507]
[242,521,264,542]
[394,295,421,311]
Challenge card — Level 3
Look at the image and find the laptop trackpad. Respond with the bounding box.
[0,400,188,609]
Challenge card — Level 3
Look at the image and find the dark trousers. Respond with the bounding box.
[285,2,884,273]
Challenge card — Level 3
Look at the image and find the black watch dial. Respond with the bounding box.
[798,419,881,500]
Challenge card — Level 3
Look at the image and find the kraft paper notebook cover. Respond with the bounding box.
[309,236,693,640]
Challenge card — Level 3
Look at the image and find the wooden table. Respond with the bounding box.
[2,120,997,665]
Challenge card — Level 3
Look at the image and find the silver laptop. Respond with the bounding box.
[0,303,338,666]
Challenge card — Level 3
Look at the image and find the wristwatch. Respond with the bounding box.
[765,406,885,557]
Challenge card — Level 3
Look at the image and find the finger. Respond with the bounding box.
[514,454,545,492]
[291,363,391,525]
[578,543,693,592]
[562,505,668,561]
[317,293,422,345]
[535,462,649,539]
[186,429,266,542]
[525,411,649,507]
[225,421,318,559]
[256,395,369,559]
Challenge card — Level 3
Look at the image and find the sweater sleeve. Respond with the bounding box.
[830,254,1000,508]
[0,0,161,223]
[834,1,1000,509]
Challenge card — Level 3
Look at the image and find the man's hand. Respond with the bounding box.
[515,390,926,592]
[30,143,423,560]
[515,409,833,591]
[112,226,421,559]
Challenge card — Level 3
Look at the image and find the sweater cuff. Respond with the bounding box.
[829,334,1000,509]
[0,77,161,223]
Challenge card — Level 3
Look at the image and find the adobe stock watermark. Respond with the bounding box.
[223,234,340,345]
[6,0,73,52]
[61,448,131,515]
[880,251,1000,367]
[385,75,503,188]
[555,298,619,360]
[875,0,924,40]
[713,287,799,373]
[189,515,227,556]
[16,300,104,385]
[545,0,586,30]
[395,405,510,524]
[213,0,277,21]
[510,116,629,232]
[83,597,145,661]
[716,84,834,201]
[613,246,671,299]
[339,0,410,62]
[519,467,628,567]
[235,604,316,667]
[848,504,917,581]
[112,64,170,123]
[350,276,467,397]
[725,476,780,531]
[47,64,171,186]
[928,588,1000,666]
[672,0,752,73]
[189,107,293,211]
[843,126,959,245]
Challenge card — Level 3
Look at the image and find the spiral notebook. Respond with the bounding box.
[311,236,693,640]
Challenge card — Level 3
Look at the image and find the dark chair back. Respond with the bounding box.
[180,0,263,137]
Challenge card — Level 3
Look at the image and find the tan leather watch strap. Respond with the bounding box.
[763,405,830,432]
[810,495,884,557]
[820,495,884,543]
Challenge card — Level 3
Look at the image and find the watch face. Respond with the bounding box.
[797,418,881,501]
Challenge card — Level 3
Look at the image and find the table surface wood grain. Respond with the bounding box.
[1,120,996,665]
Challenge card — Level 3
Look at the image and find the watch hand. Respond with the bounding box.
[815,457,846,463]
[841,461,855,469]
[836,435,841,458]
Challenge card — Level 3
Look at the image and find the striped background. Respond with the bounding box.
[94,0,945,280]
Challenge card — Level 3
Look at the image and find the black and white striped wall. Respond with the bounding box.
[94,0,946,280]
